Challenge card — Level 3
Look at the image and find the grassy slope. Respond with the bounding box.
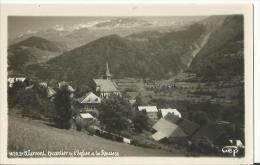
[8,115,183,157]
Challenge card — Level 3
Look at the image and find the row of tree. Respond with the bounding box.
[8,81,152,133]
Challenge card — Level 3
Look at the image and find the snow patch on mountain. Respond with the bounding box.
[53,25,65,31]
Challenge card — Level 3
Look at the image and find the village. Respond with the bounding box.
[7,62,245,156]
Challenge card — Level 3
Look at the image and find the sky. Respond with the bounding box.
[8,16,206,38]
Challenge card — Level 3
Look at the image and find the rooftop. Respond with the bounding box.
[138,106,158,113]
[93,79,119,92]
[164,113,181,124]
[152,118,187,141]
[161,108,182,118]
[152,113,199,141]
[80,113,94,119]
[178,119,200,136]
[47,87,56,98]
[77,92,101,104]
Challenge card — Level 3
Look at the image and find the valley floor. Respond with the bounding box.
[8,115,185,157]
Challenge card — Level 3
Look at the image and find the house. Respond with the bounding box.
[8,78,16,87]
[152,115,182,141]
[39,82,48,88]
[217,121,232,125]
[78,113,98,126]
[123,137,131,144]
[72,112,98,130]
[138,106,159,121]
[25,84,34,90]
[80,113,95,120]
[228,140,244,148]
[8,77,28,87]
[152,113,199,142]
[47,87,56,99]
[93,62,120,99]
[129,99,136,105]
[76,92,101,112]
[160,108,182,118]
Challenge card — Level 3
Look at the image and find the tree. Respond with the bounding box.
[74,85,91,98]
[98,94,133,132]
[157,109,162,119]
[54,85,72,129]
[191,136,216,154]
[133,93,145,109]
[8,80,55,118]
[192,111,209,126]
[132,111,149,133]
[34,83,48,98]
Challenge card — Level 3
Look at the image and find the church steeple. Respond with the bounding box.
[105,62,112,80]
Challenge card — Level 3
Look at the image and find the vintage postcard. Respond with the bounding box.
[0,3,254,165]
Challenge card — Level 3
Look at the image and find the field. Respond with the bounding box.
[115,76,243,107]
[8,115,185,157]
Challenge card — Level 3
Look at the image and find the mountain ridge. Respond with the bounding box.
[26,22,208,84]
[188,15,244,81]
[9,17,203,50]
[8,36,66,72]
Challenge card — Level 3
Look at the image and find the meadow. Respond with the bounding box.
[8,115,184,157]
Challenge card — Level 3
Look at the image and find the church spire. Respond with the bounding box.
[105,62,112,80]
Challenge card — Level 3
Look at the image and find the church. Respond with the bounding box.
[93,62,120,99]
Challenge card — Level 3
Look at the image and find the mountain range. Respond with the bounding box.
[9,17,202,50]
[8,15,244,85]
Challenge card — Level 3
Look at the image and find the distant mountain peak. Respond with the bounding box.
[53,25,65,31]
[94,17,152,28]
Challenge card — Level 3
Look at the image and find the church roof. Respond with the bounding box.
[93,79,119,92]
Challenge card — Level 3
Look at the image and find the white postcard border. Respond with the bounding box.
[0,3,254,165]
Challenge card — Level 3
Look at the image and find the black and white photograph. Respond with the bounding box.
[0,3,255,165]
